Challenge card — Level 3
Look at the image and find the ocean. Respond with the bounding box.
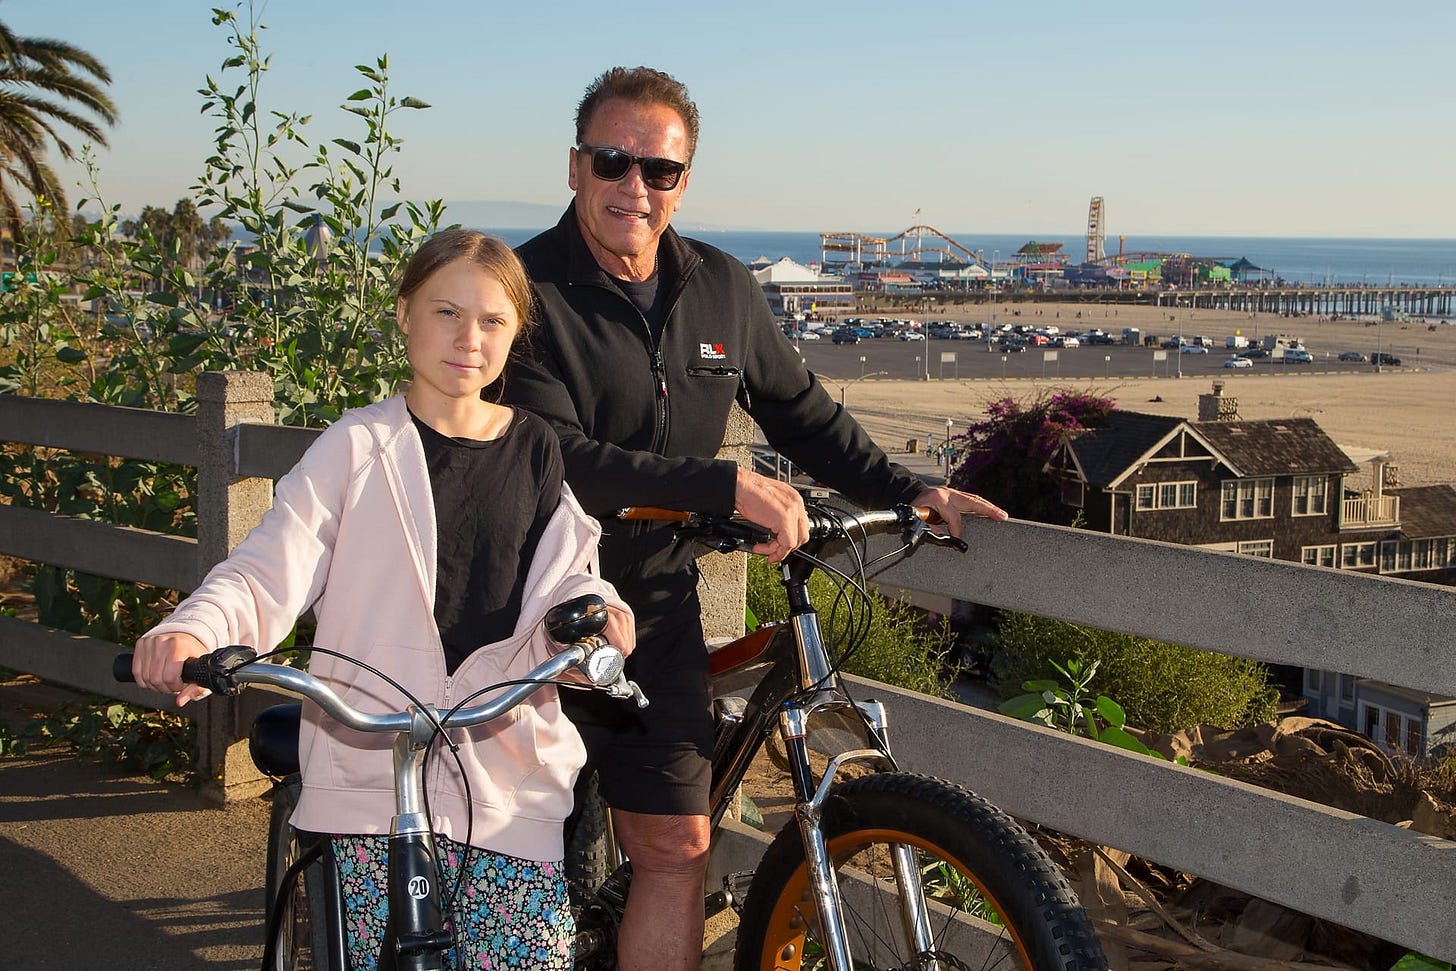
[483,227,1456,287]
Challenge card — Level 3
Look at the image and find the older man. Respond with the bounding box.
[502,66,1007,970]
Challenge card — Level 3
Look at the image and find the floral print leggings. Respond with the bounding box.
[331,834,574,970]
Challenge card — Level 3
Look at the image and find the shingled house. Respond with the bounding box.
[1044,383,1456,755]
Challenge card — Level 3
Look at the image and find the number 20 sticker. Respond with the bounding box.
[408,875,430,899]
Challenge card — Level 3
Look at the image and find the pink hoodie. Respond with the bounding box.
[148,396,627,861]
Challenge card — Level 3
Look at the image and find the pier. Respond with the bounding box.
[1154,285,1456,319]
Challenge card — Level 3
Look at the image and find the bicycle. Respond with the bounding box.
[116,593,646,971]
[566,495,1108,971]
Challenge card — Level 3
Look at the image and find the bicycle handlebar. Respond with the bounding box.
[115,635,646,735]
[616,502,969,555]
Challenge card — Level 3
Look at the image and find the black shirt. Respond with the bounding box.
[411,408,564,673]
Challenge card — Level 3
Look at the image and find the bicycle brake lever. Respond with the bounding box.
[923,532,970,554]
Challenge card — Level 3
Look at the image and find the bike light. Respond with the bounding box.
[583,645,626,687]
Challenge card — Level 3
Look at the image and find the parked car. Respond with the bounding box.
[831,329,861,345]
[898,330,925,341]
[793,329,821,340]
[1223,356,1253,369]
[1002,341,1027,353]
[1338,351,1366,362]
[1179,345,1209,354]
[1371,352,1403,366]
[1282,349,1313,363]
[1238,348,1270,359]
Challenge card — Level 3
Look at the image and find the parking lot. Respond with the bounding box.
[789,332,1386,382]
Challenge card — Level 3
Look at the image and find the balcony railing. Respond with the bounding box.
[1342,492,1400,528]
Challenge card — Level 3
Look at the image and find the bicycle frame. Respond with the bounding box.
[590,503,955,971]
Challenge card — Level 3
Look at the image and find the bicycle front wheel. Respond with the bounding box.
[264,776,333,971]
[734,772,1107,971]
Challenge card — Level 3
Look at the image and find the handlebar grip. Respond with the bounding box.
[111,647,257,694]
[616,507,694,522]
[113,652,136,683]
[181,657,212,687]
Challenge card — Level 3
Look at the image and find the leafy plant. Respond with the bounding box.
[1,0,443,651]
[993,612,1278,734]
[1390,954,1451,971]
[949,388,1116,524]
[2,698,195,782]
[999,657,1168,760]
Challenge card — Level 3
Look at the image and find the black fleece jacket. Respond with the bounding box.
[503,205,926,631]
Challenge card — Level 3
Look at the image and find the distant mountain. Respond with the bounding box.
[438,199,745,232]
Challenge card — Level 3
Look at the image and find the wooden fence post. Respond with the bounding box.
[193,370,276,802]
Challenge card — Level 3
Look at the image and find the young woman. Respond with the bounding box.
[132,229,633,970]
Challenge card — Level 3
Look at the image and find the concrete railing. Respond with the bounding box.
[3,376,1455,959]
[716,520,1456,961]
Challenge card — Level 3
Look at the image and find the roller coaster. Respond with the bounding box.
[819,225,992,272]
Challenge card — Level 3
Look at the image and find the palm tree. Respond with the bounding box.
[0,12,117,227]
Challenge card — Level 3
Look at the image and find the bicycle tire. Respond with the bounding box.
[733,772,1107,971]
[264,776,332,971]
[565,771,613,900]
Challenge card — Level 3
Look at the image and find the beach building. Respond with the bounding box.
[1043,383,1456,755]
[751,257,855,317]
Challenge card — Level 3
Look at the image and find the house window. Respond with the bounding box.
[1339,674,1355,703]
[1221,478,1274,520]
[1304,669,1322,694]
[1237,540,1274,558]
[1291,476,1329,516]
[1301,545,1337,568]
[1363,702,1424,757]
[1341,542,1377,569]
[1136,480,1197,510]
[1060,478,1085,508]
[1379,540,1417,573]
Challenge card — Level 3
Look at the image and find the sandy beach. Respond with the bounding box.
[831,305,1456,488]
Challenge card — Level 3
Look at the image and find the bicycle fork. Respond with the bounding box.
[380,708,453,971]
[778,698,939,971]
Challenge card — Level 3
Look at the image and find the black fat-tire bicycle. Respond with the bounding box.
[567,497,1108,971]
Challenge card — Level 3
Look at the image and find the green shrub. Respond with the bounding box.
[745,555,954,698]
[992,611,1277,733]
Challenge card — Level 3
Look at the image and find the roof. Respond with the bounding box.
[1066,413,1183,486]
[1387,484,1456,539]
[752,257,821,283]
[1191,418,1358,477]
[1016,241,1065,256]
[1064,414,1358,487]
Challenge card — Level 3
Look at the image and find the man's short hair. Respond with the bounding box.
[575,66,700,164]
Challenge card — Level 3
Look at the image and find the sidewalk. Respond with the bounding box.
[0,675,271,971]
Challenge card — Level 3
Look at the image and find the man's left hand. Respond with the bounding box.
[911,487,1009,540]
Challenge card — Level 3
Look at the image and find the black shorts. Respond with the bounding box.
[560,613,713,817]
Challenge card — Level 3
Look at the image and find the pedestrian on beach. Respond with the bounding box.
[500,65,1008,971]
[131,230,634,970]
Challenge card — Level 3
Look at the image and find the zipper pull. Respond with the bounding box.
[652,351,669,398]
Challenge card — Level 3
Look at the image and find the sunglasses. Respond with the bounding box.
[578,144,688,191]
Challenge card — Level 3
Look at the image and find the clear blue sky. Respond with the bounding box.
[8,0,1455,238]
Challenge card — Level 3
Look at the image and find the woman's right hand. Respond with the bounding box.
[133,630,212,707]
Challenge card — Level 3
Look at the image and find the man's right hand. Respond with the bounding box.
[734,467,809,563]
